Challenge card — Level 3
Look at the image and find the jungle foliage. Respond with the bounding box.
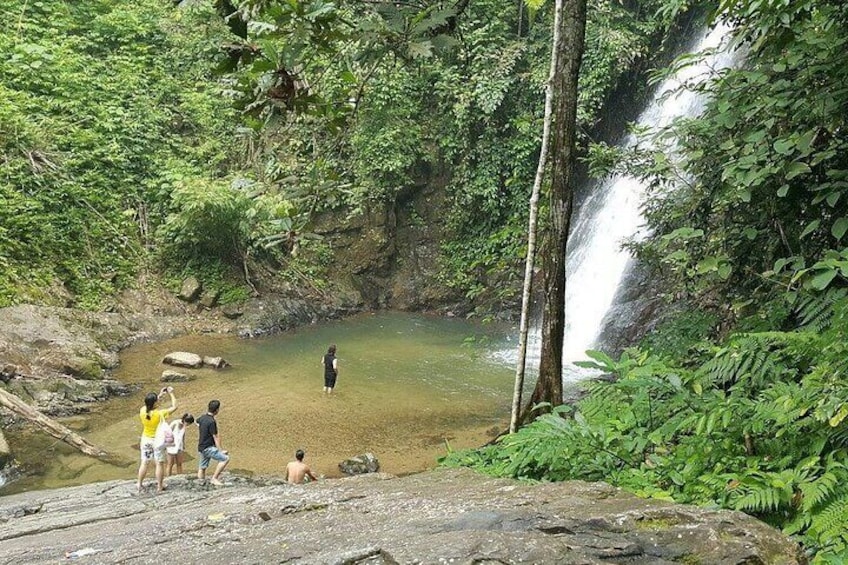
[216,0,697,308]
[0,0,315,308]
[445,0,848,561]
[0,0,686,309]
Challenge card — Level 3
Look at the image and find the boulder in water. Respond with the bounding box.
[339,453,380,475]
[160,370,195,383]
[162,352,203,369]
[202,356,229,369]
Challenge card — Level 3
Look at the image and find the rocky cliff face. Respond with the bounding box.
[310,169,468,314]
[0,468,804,564]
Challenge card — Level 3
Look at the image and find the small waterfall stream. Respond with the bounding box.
[494,23,739,381]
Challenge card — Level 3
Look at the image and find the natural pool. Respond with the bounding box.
[4,311,519,493]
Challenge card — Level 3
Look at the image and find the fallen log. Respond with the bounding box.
[0,388,109,459]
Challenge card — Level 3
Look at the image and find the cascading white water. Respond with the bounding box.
[492,23,739,381]
[563,24,737,365]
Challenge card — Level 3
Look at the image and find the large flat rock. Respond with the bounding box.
[0,468,803,564]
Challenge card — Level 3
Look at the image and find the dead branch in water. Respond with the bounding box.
[0,388,115,461]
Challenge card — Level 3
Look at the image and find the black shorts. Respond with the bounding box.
[324,373,337,388]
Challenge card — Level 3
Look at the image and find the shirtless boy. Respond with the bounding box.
[285,449,318,484]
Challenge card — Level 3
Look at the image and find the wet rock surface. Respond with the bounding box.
[160,370,194,382]
[339,453,380,475]
[0,467,804,564]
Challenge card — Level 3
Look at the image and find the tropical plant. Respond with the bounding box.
[444,290,848,560]
[0,0,239,307]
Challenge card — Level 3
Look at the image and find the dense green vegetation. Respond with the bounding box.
[0,1,322,307]
[0,1,240,307]
[444,0,848,561]
[220,0,692,309]
[0,0,687,310]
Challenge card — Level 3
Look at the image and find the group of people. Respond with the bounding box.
[136,388,231,493]
[135,343,338,493]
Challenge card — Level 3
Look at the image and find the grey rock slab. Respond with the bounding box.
[0,468,804,564]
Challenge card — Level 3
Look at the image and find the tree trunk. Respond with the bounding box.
[0,389,110,459]
[520,0,587,425]
[510,0,565,434]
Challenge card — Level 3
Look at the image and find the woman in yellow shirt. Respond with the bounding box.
[137,386,177,493]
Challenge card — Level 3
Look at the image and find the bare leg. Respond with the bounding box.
[166,453,175,476]
[212,458,230,480]
[137,461,148,490]
[155,461,166,492]
[175,452,184,475]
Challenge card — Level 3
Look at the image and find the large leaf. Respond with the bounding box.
[808,269,838,291]
[831,217,848,241]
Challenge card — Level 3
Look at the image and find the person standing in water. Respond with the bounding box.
[137,386,177,493]
[285,449,318,484]
[166,413,195,476]
[197,399,230,486]
[322,344,338,393]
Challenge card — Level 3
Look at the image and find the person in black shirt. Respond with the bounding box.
[196,399,229,486]
[322,344,338,393]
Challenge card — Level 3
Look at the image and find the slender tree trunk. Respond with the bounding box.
[0,389,110,459]
[509,0,565,434]
[520,0,587,425]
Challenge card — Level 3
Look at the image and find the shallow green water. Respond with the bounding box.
[4,312,518,493]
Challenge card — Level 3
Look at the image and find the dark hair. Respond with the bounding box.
[208,399,221,414]
[144,393,158,420]
[327,344,336,355]
[295,449,305,461]
[182,413,195,425]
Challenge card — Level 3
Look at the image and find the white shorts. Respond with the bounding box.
[140,436,166,464]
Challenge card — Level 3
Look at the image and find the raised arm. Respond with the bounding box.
[159,387,177,415]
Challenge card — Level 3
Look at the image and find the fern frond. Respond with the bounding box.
[808,491,848,548]
[697,333,788,389]
[794,288,848,332]
[735,484,786,513]
[799,471,840,513]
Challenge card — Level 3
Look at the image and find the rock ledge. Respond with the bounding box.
[0,468,804,564]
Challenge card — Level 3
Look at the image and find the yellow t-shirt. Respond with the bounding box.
[139,407,168,439]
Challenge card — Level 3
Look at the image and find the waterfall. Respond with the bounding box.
[492,23,739,381]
